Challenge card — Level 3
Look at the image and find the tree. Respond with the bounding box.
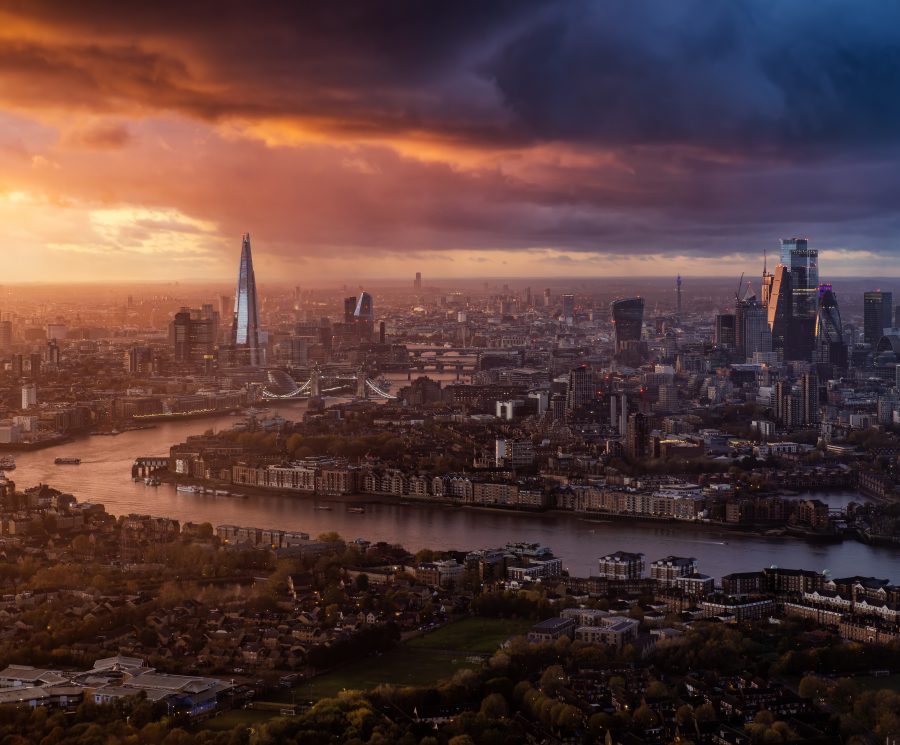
[540,665,566,697]
[71,534,93,558]
[554,704,582,731]
[633,704,659,729]
[415,549,437,563]
[448,737,475,745]
[162,730,195,745]
[798,675,828,701]
[675,704,695,726]
[479,693,508,720]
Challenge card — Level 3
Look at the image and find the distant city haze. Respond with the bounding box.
[4,4,900,281]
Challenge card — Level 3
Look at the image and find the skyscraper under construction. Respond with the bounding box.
[231,233,260,366]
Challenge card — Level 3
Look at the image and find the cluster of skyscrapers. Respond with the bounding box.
[713,238,894,369]
[169,233,383,369]
[170,233,262,368]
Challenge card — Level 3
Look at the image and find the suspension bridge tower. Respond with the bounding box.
[310,365,321,397]
[356,366,368,399]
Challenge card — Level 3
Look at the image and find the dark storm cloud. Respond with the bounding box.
[489,0,900,154]
[7,0,900,156]
[3,0,900,268]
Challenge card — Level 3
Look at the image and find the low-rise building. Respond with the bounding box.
[598,551,645,580]
[701,596,775,622]
[573,616,639,650]
[527,617,576,643]
[649,556,698,586]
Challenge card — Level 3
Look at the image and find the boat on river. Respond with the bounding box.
[55,457,81,465]
[0,456,15,470]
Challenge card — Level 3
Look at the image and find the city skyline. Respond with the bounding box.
[3,6,900,741]
[3,2,900,282]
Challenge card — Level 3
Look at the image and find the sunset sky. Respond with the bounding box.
[2,1,900,283]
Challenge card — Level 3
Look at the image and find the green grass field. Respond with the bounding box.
[285,647,478,701]
[201,708,277,732]
[278,616,533,702]
[849,673,900,693]
[407,616,533,654]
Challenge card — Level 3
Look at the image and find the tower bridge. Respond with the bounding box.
[261,367,396,400]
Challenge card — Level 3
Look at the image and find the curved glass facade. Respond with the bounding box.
[815,284,846,366]
[354,291,374,323]
[610,297,644,349]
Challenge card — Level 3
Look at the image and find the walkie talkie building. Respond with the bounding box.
[231,233,260,366]
[610,297,644,350]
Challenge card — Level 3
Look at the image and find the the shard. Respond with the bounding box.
[231,233,260,366]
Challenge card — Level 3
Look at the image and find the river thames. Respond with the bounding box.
[7,395,900,582]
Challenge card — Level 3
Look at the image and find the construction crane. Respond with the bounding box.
[734,272,745,303]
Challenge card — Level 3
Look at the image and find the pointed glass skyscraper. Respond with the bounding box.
[231,233,260,366]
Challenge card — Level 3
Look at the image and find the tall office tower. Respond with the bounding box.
[609,392,629,435]
[773,380,787,423]
[11,354,22,378]
[815,285,847,367]
[736,297,771,361]
[761,250,773,308]
[230,233,260,366]
[219,295,232,324]
[675,275,683,319]
[21,383,36,410]
[610,297,645,350]
[0,320,11,350]
[766,265,792,357]
[414,272,422,290]
[864,290,894,345]
[801,372,820,425]
[543,288,551,307]
[895,305,900,328]
[565,365,593,412]
[29,353,41,377]
[172,305,219,364]
[714,314,736,350]
[780,238,819,359]
[46,340,60,367]
[562,294,575,325]
[343,296,357,323]
[626,412,649,459]
[524,287,532,307]
[126,345,153,374]
[353,291,375,338]
[780,238,818,283]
